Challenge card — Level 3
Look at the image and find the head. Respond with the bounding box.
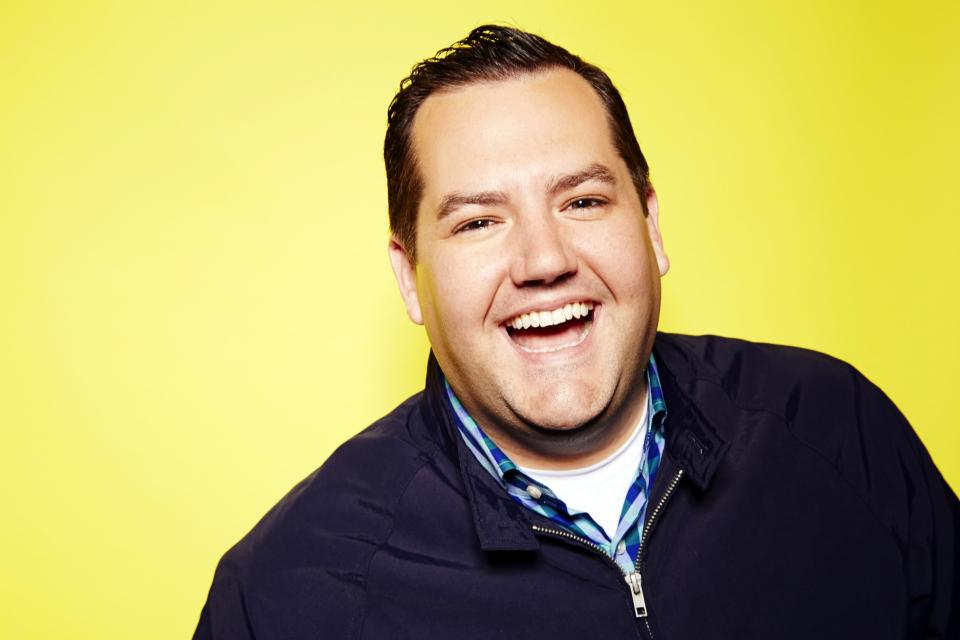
[386,26,669,466]
[385,25,652,262]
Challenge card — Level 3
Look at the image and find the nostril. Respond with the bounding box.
[520,269,576,288]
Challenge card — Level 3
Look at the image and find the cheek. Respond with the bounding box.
[422,249,506,333]
[578,220,655,292]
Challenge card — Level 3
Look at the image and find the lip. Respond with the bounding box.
[497,297,601,327]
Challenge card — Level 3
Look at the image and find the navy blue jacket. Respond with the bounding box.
[195,334,959,639]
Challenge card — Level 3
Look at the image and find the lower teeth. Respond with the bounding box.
[515,321,592,354]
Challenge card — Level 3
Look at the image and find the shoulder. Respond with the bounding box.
[656,333,952,537]
[656,333,924,494]
[655,333,886,436]
[656,333,854,403]
[196,392,447,637]
[211,393,438,611]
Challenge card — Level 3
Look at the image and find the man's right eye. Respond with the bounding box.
[454,218,497,234]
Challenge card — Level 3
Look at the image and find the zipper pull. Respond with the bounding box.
[625,571,648,618]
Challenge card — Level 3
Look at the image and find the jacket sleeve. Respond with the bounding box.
[945,494,960,639]
[191,526,373,640]
[189,428,423,639]
[193,555,257,640]
[854,370,960,639]
[904,434,959,639]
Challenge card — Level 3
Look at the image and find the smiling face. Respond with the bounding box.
[389,68,669,468]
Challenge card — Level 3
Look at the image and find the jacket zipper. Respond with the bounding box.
[636,467,684,565]
[633,467,684,639]
[530,467,684,634]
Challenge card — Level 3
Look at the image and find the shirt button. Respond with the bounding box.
[526,485,543,500]
[617,541,627,555]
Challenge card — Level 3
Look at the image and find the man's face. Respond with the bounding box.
[390,68,669,462]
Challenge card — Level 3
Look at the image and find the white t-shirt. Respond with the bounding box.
[519,401,648,539]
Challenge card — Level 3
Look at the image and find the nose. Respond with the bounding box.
[510,211,578,286]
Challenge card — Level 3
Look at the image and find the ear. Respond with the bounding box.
[388,236,424,325]
[644,188,670,277]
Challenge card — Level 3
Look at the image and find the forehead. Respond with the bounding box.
[411,68,622,201]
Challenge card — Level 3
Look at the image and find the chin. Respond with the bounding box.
[511,380,610,432]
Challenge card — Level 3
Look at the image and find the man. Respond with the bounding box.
[195,25,958,639]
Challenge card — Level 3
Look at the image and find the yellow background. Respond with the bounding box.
[2,1,957,637]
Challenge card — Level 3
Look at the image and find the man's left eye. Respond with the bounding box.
[566,197,605,210]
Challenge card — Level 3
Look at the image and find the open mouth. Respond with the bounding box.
[504,301,595,354]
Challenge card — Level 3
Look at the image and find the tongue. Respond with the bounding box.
[509,318,588,352]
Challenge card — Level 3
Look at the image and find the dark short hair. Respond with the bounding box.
[384,24,651,260]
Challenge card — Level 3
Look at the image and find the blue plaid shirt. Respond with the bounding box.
[446,356,667,574]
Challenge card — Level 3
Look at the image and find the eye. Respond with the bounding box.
[454,218,498,234]
[565,197,606,211]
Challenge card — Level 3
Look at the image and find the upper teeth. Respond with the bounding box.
[508,302,594,330]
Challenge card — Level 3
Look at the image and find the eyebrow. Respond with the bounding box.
[436,191,509,220]
[546,163,617,196]
[434,163,618,220]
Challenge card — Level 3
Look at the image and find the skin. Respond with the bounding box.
[389,68,669,470]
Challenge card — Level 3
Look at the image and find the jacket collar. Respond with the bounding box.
[652,334,733,492]
[422,353,540,551]
[420,332,732,552]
